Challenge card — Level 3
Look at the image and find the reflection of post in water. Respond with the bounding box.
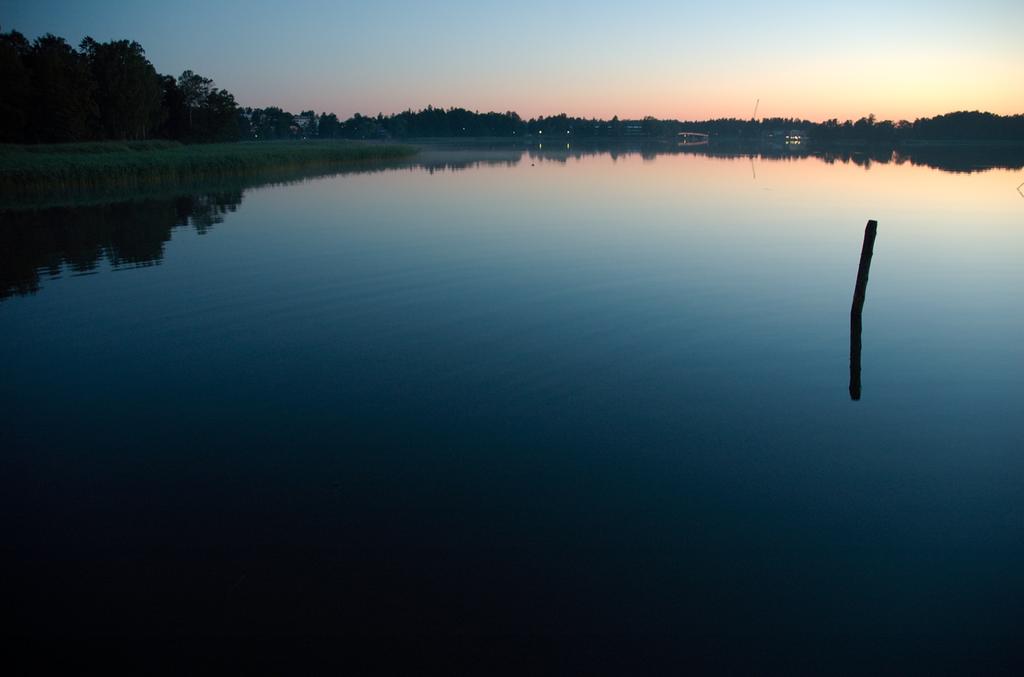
[850,219,878,401]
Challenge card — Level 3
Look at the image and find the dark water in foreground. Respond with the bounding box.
[3,147,1023,670]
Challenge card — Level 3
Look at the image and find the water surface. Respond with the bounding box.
[3,146,1022,670]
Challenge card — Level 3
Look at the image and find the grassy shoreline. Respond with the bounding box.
[0,140,418,195]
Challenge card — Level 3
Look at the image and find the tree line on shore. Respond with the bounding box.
[0,29,238,143]
[2,27,1022,146]
[321,109,1023,143]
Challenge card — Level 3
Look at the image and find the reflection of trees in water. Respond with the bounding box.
[891,146,1024,174]
[0,191,242,299]
[0,164,400,300]
[420,159,521,174]
[520,141,1024,173]
[178,191,240,234]
[0,157,523,300]
[4,144,1021,300]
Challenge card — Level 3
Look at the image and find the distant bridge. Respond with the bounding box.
[677,132,709,146]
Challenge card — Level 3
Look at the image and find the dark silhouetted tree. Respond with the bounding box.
[318,112,340,138]
[80,37,163,139]
[158,74,187,139]
[0,29,32,142]
[198,88,239,141]
[177,69,213,132]
[23,34,97,142]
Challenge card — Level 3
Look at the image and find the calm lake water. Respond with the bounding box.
[3,145,1023,670]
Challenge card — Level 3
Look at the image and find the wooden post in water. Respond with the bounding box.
[849,219,878,401]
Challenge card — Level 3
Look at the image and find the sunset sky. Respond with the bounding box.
[3,0,1022,122]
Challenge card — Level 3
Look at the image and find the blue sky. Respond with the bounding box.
[2,0,1022,120]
